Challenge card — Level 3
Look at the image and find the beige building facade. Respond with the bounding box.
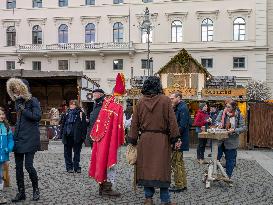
[0,0,270,94]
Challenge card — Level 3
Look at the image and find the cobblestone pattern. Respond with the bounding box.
[2,146,273,205]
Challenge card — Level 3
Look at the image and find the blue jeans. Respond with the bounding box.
[144,187,170,203]
[217,143,226,160]
[218,146,237,178]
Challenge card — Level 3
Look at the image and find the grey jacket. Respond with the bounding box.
[216,110,246,149]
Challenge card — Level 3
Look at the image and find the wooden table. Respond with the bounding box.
[199,131,231,188]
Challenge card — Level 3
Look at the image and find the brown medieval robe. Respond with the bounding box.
[129,94,180,188]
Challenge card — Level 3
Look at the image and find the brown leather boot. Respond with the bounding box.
[99,182,121,197]
[144,198,154,205]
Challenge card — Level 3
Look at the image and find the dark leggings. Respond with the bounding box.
[197,138,207,160]
[15,152,38,190]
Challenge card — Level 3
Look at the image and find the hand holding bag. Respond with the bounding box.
[126,144,137,165]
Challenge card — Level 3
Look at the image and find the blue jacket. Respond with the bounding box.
[174,101,190,151]
[0,123,14,162]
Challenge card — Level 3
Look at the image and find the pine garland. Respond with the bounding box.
[246,80,272,102]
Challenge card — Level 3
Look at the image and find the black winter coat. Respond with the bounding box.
[88,96,105,131]
[60,108,87,145]
[14,97,42,153]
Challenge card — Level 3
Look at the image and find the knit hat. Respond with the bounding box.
[199,102,207,110]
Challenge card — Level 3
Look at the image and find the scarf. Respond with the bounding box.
[221,108,236,129]
[64,109,78,136]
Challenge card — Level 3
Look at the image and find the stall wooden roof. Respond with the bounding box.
[157,48,211,77]
[0,69,100,87]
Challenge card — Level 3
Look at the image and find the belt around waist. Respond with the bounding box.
[141,130,169,135]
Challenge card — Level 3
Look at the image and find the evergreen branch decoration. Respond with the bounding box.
[246,80,272,102]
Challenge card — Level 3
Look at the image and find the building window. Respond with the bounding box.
[141,59,153,69]
[7,0,16,9]
[113,22,123,43]
[58,24,68,44]
[143,0,153,2]
[233,57,245,69]
[141,29,153,43]
[234,17,246,41]
[86,0,95,5]
[33,0,42,8]
[201,18,213,42]
[85,23,95,43]
[32,25,42,44]
[85,60,95,70]
[6,61,15,70]
[113,0,123,4]
[113,59,123,70]
[32,61,41,71]
[6,26,16,46]
[201,58,213,69]
[58,60,69,70]
[59,0,68,7]
[171,20,182,42]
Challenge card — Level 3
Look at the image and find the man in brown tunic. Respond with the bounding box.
[129,76,180,205]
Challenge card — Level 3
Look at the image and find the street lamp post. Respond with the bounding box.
[140,7,153,76]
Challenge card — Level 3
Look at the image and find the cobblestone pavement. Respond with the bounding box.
[3,144,273,205]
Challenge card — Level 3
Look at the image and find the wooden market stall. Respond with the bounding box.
[157,49,248,148]
[157,49,211,147]
[0,69,100,150]
[248,102,273,149]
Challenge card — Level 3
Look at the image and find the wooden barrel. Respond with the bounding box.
[39,126,49,151]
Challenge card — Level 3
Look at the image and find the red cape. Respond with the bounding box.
[89,96,124,183]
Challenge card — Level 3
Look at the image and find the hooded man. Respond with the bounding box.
[6,78,41,202]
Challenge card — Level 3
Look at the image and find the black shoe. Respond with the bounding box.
[33,188,40,201]
[75,169,81,173]
[67,169,74,173]
[11,192,26,202]
[169,187,187,193]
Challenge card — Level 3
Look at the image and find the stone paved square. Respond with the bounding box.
[2,145,273,205]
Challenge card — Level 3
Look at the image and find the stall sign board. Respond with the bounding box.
[206,76,236,88]
[127,88,142,97]
[202,88,246,97]
[131,76,149,88]
[164,85,197,97]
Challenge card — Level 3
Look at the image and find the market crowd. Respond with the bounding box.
[0,75,245,205]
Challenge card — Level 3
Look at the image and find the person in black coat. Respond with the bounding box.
[6,78,41,202]
[169,92,190,192]
[60,100,87,173]
[85,89,105,147]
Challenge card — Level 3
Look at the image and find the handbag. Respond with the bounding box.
[126,144,137,165]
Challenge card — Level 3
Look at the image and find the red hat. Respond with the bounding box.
[113,73,126,96]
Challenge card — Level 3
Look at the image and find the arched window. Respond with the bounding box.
[113,22,123,43]
[58,24,68,43]
[7,26,16,46]
[171,20,182,42]
[85,23,95,43]
[32,25,42,44]
[234,17,246,41]
[201,18,213,42]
